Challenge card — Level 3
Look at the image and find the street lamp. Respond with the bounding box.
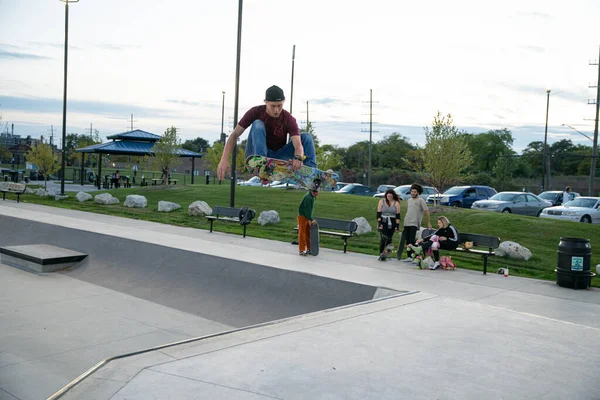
[542,89,551,191]
[59,0,79,195]
[561,124,594,142]
[562,124,598,196]
[229,0,243,207]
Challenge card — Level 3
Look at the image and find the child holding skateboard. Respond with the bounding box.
[298,189,319,256]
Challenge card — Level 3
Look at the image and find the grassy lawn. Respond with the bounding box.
[15,183,600,286]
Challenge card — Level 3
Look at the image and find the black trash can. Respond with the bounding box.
[555,237,596,289]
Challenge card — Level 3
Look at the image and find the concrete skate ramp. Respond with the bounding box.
[1,215,382,327]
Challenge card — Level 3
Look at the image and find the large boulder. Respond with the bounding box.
[94,193,119,205]
[258,210,280,226]
[158,201,181,212]
[76,192,93,202]
[124,195,147,208]
[25,187,37,194]
[496,241,532,261]
[35,188,52,197]
[55,195,69,201]
[352,216,372,235]
[188,200,212,216]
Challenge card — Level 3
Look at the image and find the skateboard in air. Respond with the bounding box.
[245,155,338,191]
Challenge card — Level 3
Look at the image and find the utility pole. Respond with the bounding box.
[543,89,551,191]
[300,101,311,131]
[588,48,600,196]
[130,114,136,131]
[290,45,296,114]
[361,89,378,188]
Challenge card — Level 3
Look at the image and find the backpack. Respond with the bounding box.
[238,207,256,225]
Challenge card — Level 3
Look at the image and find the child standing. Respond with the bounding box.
[297,189,319,256]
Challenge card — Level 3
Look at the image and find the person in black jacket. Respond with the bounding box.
[414,216,459,269]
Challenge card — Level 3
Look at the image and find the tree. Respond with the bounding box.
[373,133,415,169]
[0,144,10,163]
[65,132,102,167]
[152,126,182,185]
[205,142,224,178]
[26,143,60,190]
[463,128,514,173]
[419,112,472,198]
[182,137,211,153]
[317,144,344,171]
[492,153,517,191]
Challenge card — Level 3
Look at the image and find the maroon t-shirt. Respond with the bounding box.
[238,105,300,151]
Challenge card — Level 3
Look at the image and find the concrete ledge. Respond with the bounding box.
[0,244,87,273]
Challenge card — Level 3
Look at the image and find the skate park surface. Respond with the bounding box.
[0,201,599,400]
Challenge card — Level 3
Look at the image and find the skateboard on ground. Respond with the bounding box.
[245,155,338,191]
[310,221,320,256]
[379,243,394,261]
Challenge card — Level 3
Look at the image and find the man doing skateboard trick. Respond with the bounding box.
[298,189,319,256]
[217,85,317,182]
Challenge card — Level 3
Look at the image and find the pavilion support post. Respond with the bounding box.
[80,153,85,186]
[97,155,102,190]
[191,158,195,184]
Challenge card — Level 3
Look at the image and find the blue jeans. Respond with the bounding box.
[245,120,317,168]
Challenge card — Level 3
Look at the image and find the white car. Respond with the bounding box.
[539,197,600,224]
[373,184,436,200]
[238,176,263,186]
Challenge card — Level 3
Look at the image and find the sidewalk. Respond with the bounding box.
[0,201,598,400]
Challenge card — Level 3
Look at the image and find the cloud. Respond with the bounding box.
[311,97,352,107]
[165,99,220,108]
[93,43,142,51]
[0,95,174,118]
[0,50,52,60]
[520,45,546,53]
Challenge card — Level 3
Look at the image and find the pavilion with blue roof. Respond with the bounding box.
[75,129,203,189]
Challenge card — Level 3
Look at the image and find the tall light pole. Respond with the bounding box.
[220,91,226,145]
[59,0,78,195]
[542,89,551,191]
[290,45,296,114]
[229,0,243,207]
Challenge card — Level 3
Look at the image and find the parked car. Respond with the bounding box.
[539,196,600,223]
[335,184,377,196]
[332,182,351,191]
[538,190,581,206]
[376,184,396,194]
[471,192,552,216]
[238,176,263,186]
[427,185,496,208]
[373,184,436,200]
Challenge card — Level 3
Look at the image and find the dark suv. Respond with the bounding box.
[427,185,497,208]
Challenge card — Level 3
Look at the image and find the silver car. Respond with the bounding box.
[373,184,436,200]
[471,192,552,216]
[539,197,600,223]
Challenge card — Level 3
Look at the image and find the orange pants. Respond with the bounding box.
[297,216,311,252]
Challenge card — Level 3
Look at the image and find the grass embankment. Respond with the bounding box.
[18,184,600,286]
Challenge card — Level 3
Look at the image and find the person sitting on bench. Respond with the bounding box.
[414,216,459,269]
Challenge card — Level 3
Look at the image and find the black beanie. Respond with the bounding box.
[265,85,285,101]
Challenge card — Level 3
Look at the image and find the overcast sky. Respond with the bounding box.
[1,0,599,152]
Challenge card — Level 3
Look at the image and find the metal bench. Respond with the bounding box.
[206,206,256,237]
[0,182,27,203]
[452,232,501,274]
[294,217,358,253]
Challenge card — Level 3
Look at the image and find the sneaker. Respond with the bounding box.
[299,251,308,256]
[403,257,413,262]
[430,261,440,270]
[306,250,311,255]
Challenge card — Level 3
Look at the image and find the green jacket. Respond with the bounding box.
[298,191,316,221]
